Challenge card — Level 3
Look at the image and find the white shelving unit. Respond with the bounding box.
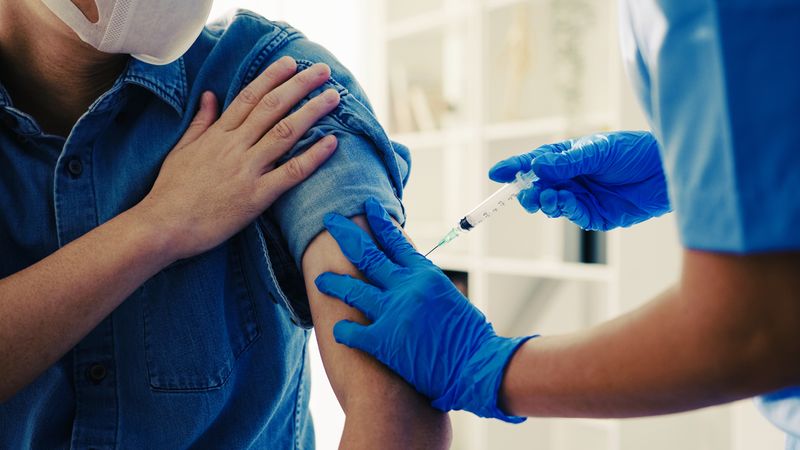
[365,1,786,450]
[371,1,624,449]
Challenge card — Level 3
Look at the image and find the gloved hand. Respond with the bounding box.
[315,198,535,423]
[489,131,671,231]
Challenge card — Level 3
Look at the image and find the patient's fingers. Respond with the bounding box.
[174,91,219,148]
[216,56,298,131]
[237,63,332,147]
[256,135,338,207]
[254,88,340,171]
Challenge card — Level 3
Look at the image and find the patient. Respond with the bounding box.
[0,1,450,448]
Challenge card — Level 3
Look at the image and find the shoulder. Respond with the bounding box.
[185,10,372,112]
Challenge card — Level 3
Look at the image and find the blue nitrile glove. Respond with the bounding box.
[489,131,672,231]
[315,198,536,423]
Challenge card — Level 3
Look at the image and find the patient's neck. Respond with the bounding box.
[0,0,126,136]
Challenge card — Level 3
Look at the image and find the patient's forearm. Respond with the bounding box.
[303,216,451,449]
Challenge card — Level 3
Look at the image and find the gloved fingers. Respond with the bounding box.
[517,185,542,213]
[315,273,384,321]
[532,134,611,181]
[539,189,562,218]
[333,320,377,354]
[364,198,428,267]
[323,213,402,289]
[531,152,578,181]
[556,190,591,229]
[488,153,533,182]
[488,140,575,182]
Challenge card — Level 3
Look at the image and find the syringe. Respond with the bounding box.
[424,170,539,257]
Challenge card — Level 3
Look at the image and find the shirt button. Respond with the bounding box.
[87,363,107,384]
[67,158,83,177]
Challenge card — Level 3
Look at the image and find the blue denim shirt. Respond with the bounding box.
[0,11,409,449]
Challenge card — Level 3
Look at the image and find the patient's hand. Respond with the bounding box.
[136,57,341,263]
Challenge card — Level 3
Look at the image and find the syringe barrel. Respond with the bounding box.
[460,170,537,230]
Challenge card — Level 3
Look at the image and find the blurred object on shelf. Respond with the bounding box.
[444,270,469,296]
[442,21,466,129]
[387,28,452,133]
[551,0,596,124]
[409,85,438,131]
[499,3,533,121]
[389,64,415,133]
[506,278,560,337]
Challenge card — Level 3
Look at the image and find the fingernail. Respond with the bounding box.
[315,63,330,77]
[324,89,340,104]
[324,135,338,148]
[280,56,296,70]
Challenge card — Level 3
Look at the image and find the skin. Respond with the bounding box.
[500,250,800,418]
[0,1,451,447]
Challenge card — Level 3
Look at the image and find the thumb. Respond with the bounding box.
[488,154,533,183]
[333,320,377,355]
[176,91,219,147]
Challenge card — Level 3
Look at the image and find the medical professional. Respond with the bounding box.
[315,0,800,447]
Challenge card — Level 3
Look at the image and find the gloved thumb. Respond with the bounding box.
[333,320,377,354]
[488,154,533,183]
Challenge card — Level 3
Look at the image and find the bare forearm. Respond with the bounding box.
[303,217,451,449]
[501,251,800,418]
[0,206,174,402]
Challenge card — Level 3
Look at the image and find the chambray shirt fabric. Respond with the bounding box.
[0,10,409,450]
[619,0,800,447]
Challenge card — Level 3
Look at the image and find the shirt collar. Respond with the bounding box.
[0,56,189,117]
[119,56,189,117]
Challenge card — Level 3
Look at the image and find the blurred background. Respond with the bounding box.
[209,1,784,449]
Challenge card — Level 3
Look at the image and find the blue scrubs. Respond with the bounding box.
[619,0,800,447]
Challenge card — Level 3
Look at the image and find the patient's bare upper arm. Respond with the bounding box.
[301,215,451,449]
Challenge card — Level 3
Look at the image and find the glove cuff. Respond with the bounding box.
[433,334,538,423]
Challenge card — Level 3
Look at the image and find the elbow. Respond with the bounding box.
[681,251,800,396]
[701,291,800,396]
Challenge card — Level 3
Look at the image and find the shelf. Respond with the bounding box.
[483,113,613,141]
[386,6,471,41]
[427,253,474,273]
[484,116,569,141]
[484,257,612,282]
[429,254,612,282]
[484,0,529,12]
[387,10,449,41]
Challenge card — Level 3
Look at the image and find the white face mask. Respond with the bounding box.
[41,0,214,65]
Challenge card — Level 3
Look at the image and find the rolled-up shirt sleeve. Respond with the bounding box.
[231,30,411,327]
[271,77,410,265]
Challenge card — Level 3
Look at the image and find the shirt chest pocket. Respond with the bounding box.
[140,235,260,392]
